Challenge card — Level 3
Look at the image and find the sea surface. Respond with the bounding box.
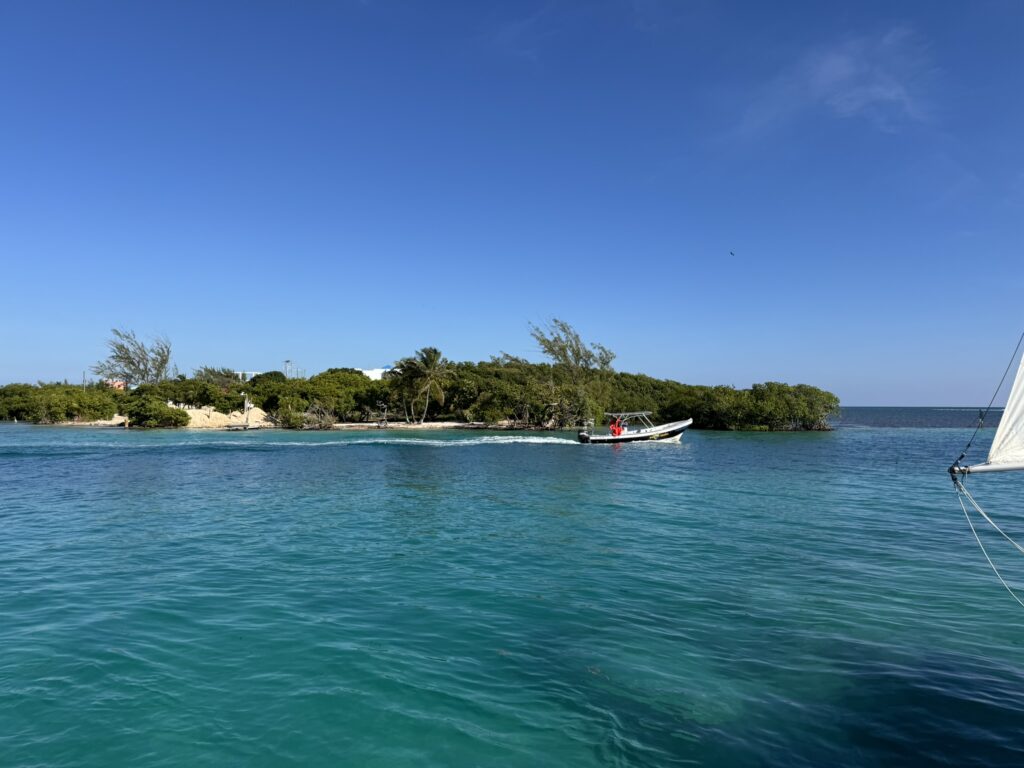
[3,408,1024,767]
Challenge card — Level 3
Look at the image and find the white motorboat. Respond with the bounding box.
[577,411,693,444]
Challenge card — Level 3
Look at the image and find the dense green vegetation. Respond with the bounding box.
[0,323,839,430]
[0,370,838,431]
[123,395,191,429]
[0,383,118,424]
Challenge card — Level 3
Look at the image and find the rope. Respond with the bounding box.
[958,481,1024,555]
[957,329,1024,464]
[955,480,1024,609]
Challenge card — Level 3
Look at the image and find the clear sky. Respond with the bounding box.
[1,1,1022,405]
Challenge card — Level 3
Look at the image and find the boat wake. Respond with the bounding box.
[0,434,581,456]
[264,435,580,448]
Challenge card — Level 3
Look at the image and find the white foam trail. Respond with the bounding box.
[14,434,580,451]
[263,435,579,448]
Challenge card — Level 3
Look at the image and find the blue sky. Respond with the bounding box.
[1,1,1022,405]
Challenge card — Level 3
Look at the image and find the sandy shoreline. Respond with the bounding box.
[330,421,498,431]
[57,415,525,431]
[183,405,273,429]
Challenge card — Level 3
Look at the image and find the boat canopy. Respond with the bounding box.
[604,411,656,428]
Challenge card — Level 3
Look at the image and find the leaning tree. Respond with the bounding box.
[529,319,616,425]
[91,328,176,387]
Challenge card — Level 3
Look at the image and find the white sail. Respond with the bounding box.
[987,352,1024,466]
[952,335,1024,608]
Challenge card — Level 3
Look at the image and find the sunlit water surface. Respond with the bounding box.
[3,411,1024,766]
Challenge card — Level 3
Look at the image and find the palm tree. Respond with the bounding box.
[405,347,451,424]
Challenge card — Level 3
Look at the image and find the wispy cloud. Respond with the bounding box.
[738,25,934,136]
[626,0,691,33]
[487,6,555,66]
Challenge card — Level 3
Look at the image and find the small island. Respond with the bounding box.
[0,322,839,431]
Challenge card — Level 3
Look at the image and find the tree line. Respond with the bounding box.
[0,323,840,430]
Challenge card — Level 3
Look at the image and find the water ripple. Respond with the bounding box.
[2,424,1024,766]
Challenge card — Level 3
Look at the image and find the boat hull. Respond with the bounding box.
[577,418,693,444]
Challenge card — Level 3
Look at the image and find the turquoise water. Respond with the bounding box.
[3,417,1024,767]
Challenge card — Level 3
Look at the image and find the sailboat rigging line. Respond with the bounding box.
[956,482,1024,609]
[957,481,1024,556]
[958,329,1024,464]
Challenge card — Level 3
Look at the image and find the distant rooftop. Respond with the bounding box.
[358,368,390,381]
